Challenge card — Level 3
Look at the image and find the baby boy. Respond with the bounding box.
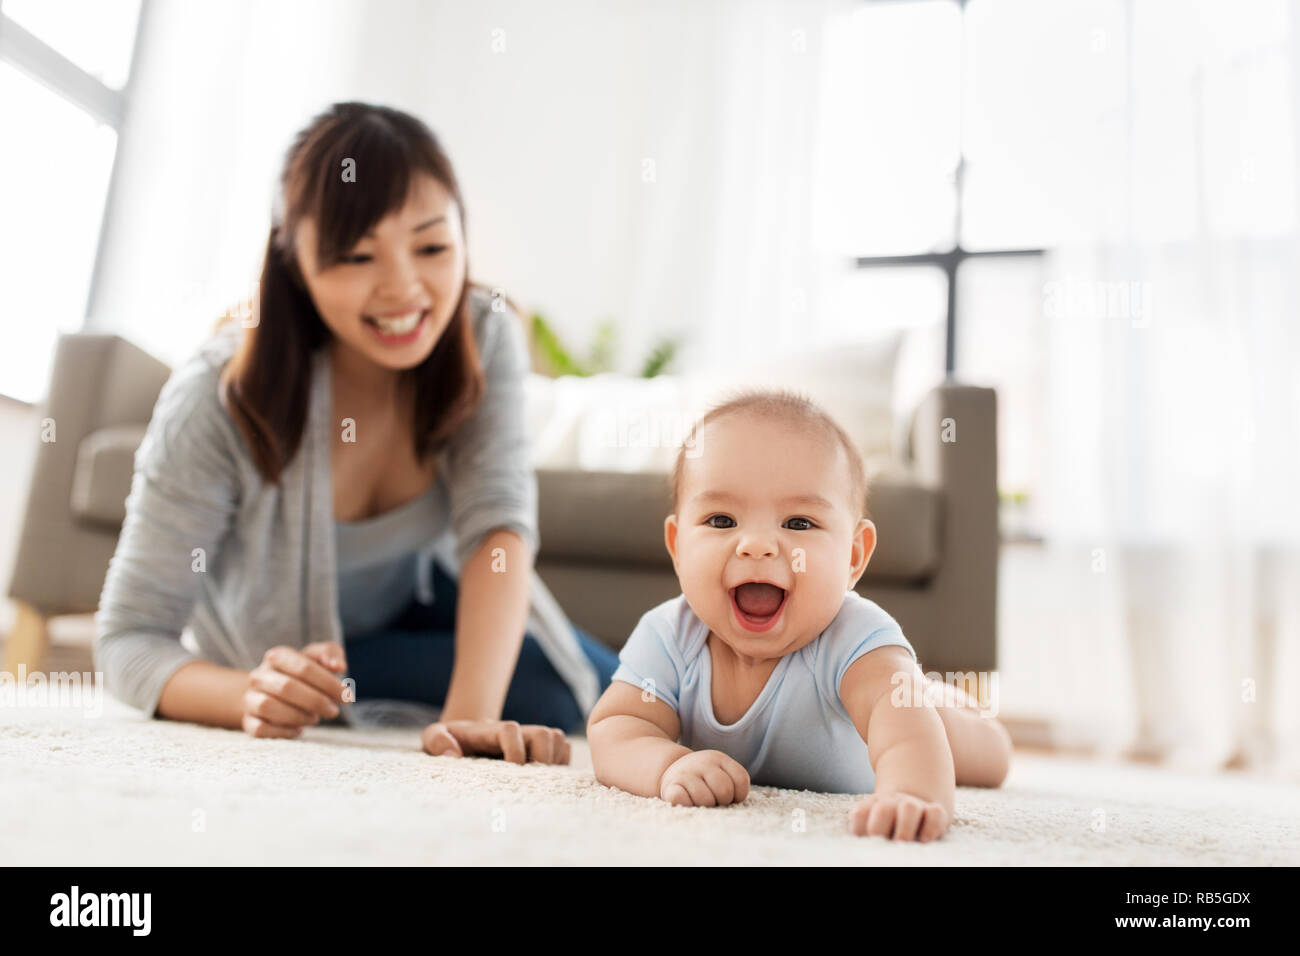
[587,389,1011,841]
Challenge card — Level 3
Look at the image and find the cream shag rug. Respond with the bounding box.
[2,697,1296,866]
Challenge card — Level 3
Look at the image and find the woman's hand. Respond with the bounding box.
[240,642,348,739]
[421,719,571,765]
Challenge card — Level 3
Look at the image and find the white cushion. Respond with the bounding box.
[680,334,902,474]
[523,333,902,474]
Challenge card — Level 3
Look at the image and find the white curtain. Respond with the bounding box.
[614,0,858,373]
[1032,0,1300,775]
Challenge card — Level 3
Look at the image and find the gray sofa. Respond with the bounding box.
[4,332,999,680]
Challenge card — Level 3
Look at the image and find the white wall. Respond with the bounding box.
[89,0,853,373]
[89,0,365,364]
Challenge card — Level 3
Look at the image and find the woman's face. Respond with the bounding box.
[293,173,466,375]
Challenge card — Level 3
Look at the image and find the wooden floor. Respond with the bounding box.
[0,615,97,679]
[0,396,39,646]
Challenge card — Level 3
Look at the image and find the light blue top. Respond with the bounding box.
[610,591,917,794]
[334,481,446,636]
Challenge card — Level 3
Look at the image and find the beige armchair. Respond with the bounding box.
[4,333,170,676]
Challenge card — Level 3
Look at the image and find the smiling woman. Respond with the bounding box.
[93,102,620,760]
[222,103,483,482]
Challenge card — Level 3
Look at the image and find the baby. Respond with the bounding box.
[587,389,1011,841]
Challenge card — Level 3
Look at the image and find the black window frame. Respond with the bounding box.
[851,0,1045,376]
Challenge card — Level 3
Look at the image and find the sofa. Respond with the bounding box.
[4,332,998,680]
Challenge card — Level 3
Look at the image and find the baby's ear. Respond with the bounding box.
[848,518,877,588]
[664,514,679,566]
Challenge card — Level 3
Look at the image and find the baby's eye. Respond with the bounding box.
[784,517,815,531]
[705,514,736,529]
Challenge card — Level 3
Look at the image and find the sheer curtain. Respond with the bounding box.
[1031,0,1300,774]
[621,0,858,373]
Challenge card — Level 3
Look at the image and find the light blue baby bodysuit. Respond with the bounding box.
[610,590,917,794]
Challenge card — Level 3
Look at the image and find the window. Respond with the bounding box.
[821,0,1296,538]
[817,0,1120,535]
[817,0,961,258]
[3,0,141,89]
[0,0,143,403]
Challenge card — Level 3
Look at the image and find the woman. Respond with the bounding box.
[93,102,619,763]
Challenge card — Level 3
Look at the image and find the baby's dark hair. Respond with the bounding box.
[671,388,869,520]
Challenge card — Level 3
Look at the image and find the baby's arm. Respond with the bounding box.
[840,645,956,841]
[587,681,688,796]
[587,682,749,806]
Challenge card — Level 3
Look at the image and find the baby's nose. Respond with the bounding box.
[736,536,778,558]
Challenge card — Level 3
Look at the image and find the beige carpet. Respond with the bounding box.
[2,696,1296,866]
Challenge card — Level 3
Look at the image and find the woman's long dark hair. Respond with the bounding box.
[216,102,486,485]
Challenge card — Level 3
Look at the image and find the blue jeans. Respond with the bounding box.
[341,561,620,733]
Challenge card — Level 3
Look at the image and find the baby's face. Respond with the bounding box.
[665,414,876,662]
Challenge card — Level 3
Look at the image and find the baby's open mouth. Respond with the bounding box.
[730,581,787,629]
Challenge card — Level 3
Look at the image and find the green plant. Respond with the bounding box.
[530,312,590,377]
[530,312,680,378]
[639,338,678,378]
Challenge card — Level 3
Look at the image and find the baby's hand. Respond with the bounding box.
[659,749,750,807]
[849,791,950,842]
